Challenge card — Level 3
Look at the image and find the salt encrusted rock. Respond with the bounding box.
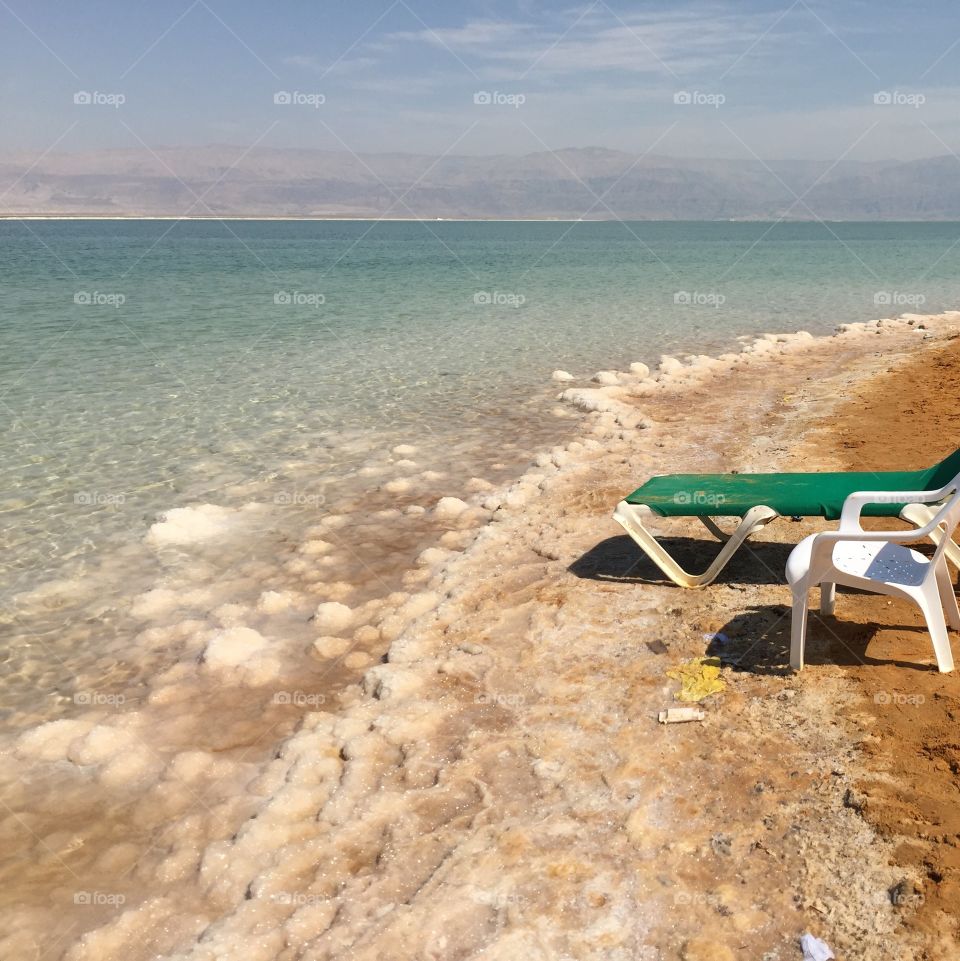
[314,636,350,658]
[344,652,373,670]
[464,477,493,493]
[559,387,633,415]
[300,539,333,555]
[551,369,575,382]
[319,514,350,530]
[313,602,354,635]
[433,496,469,522]
[202,627,268,669]
[377,614,407,643]
[394,459,418,470]
[399,591,440,621]
[658,355,684,374]
[130,588,180,619]
[256,591,298,614]
[591,370,620,386]
[383,478,413,494]
[404,504,426,515]
[362,666,424,701]
[16,719,94,762]
[416,547,451,568]
[439,530,473,550]
[392,444,417,456]
[629,362,651,378]
[352,625,380,644]
[146,504,236,547]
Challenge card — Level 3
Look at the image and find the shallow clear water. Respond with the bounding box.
[4,219,960,689]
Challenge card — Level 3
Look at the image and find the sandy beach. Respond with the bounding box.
[8,311,960,961]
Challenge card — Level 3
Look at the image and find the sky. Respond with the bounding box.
[2,0,960,162]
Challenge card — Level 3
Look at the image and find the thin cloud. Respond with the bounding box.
[379,6,790,78]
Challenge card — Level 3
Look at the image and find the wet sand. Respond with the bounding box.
[6,312,960,960]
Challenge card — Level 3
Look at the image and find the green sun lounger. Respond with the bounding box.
[613,447,960,587]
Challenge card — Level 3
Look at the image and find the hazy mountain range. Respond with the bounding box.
[2,146,960,220]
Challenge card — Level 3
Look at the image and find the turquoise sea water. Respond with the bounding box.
[3,218,960,685]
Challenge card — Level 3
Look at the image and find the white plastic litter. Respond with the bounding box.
[657,707,705,724]
[800,932,835,961]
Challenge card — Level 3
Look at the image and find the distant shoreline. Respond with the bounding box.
[4,214,960,224]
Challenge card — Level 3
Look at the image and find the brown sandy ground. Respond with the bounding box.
[17,315,960,961]
[793,334,960,952]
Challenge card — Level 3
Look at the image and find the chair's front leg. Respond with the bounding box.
[790,586,810,671]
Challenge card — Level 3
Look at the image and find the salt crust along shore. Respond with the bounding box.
[9,310,960,961]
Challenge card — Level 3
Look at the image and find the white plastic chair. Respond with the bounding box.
[786,473,960,673]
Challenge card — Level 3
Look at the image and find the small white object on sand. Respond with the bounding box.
[551,369,575,382]
[800,933,835,961]
[658,707,705,724]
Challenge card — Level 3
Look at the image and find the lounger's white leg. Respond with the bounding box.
[820,582,836,616]
[700,516,732,542]
[790,586,810,671]
[936,560,960,630]
[901,503,960,570]
[613,501,778,589]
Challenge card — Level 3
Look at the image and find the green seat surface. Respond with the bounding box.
[624,447,960,520]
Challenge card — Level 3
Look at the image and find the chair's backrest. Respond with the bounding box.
[928,471,960,568]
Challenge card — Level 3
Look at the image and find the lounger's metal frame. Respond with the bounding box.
[613,499,960,589]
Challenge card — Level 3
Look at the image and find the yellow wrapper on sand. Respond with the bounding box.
[667,656,725,702]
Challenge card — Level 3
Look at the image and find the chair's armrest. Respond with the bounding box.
[839,488,949,533]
